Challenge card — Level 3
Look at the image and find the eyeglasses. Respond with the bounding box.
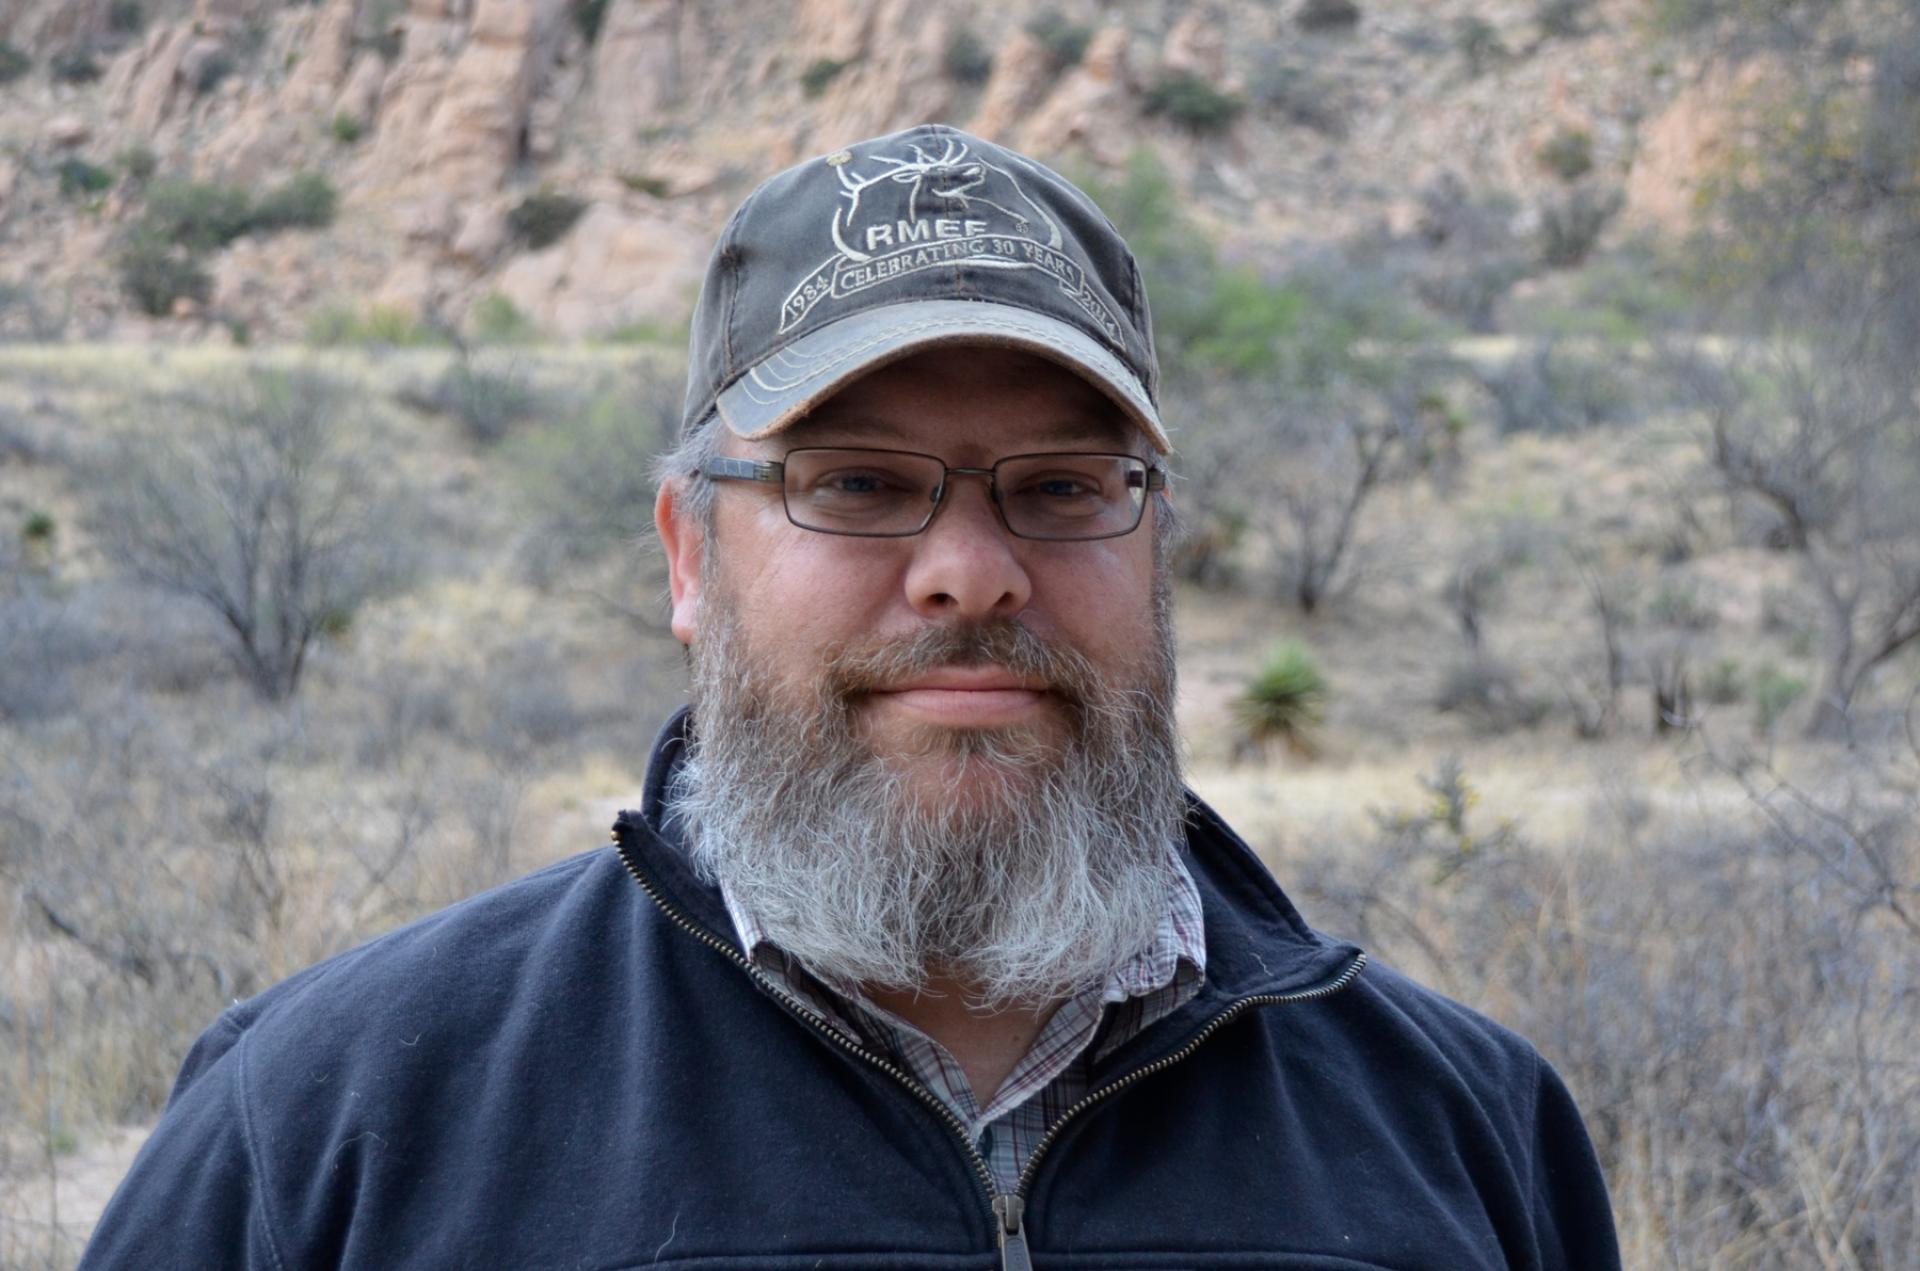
[701,447,1166,541]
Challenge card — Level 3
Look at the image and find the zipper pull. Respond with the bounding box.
[993,1194,1033,1271]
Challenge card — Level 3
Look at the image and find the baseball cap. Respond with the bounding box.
[681,123,1169,453]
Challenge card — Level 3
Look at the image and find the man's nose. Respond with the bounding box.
[902,475,1032,622]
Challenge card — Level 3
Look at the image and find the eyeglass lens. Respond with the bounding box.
[780,448,1150,540]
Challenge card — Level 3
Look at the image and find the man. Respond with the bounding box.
[84,124,1619,1269]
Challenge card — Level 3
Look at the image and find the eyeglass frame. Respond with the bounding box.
[699,446,1168,541]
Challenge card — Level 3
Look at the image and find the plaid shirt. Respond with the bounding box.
[719,855,1206,1194]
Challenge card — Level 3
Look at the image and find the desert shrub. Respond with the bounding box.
[330,111,365,144]
[304,302,444,347]
[506,191,587,250]
[1435,656,1550,732]
[799,56,851,98]
[943,27,994,84]
[1296,0,1361,32]
[1026,10,1093,67]
[407,358,547,446]
[56,156,115,199]
[1232,642,1329,758]
[1537,127,1594,181]
[469,291,539,343]
[1453,16,1505,76]
[140,179,257,251]
[509,368,680,576]
[1478,339,1634,434]
[108,0,145,34]
[1144,71,1245,134]
[21,510,56,547]
[0,41,31,84]
[191,49,234,92]
[85,368,410,700]
[116,144,158,185]
[1534,0,1590,39]
[1248,55,1346,134]
[115,235,212,316]
[1699,656,1743,704]
[249,172,337,232]
[1539,186,1623,267]
[1751,663,1806,734]
[618,170,670,197]
[571,0,609,43]
[1648,581,1717,631]
[49,46,102,83]
[1289,759,1920,1265]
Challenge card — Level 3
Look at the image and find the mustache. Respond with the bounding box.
[821,621,1104,705]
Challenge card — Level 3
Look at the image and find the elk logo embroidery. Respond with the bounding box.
[778,136,1126,348]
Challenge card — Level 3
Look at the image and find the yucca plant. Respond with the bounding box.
[1232,642,1329,759]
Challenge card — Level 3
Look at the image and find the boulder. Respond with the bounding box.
[44,115,92,147]
[450,205,509,263]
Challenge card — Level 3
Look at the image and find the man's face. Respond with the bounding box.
[657,345,1185,1006]
[666,345,1165,806]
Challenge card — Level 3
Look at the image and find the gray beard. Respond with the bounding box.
[669,593,1187,1010]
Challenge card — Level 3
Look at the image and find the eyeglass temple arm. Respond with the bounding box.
[701,457,784,484]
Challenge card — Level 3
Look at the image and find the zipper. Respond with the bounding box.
[611,822,1364,1271]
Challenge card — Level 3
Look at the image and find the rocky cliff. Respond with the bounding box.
[0,0,1720,340]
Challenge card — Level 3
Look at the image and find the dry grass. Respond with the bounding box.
[3,343,1917,1266]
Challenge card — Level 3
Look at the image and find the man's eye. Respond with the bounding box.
[1016,474,1104,500]
[808,469,916,498]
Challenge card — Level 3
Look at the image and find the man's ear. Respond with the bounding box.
[655,479,704,647]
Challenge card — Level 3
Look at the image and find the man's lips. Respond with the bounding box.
[867,668,1053,727]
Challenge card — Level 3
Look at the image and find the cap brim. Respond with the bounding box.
[712,299,1169,453]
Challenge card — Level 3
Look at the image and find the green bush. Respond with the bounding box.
[506,191,587,250]
[1143,71,1245,134]
[572,0,609,43]
[799,56,850,98]
[116,145,158,184]
[1250,56,1346,135]
[1699,657,1743,705]
[249,172,337,232]
[1233,643,1330,757]
[56,157,115,199]
[943,28,994,84]
[1538,127,1594,181]
[1538,186,1622,268]
[116,235,212,316]
[422,360,546,446]
[618,171,671,197]
[1535,0,1589,38]
[304,303,443,347]
[330,112,366,144]
[1454,17,1505,77]
[141,179,257,250]
[191,50,234,92]
[1026,11,1093,67]
[1296,0,1361,32]
[0,42,31,85]
[21,510,56,545]
[1752,664,1807,734]
[469,292,539,343]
